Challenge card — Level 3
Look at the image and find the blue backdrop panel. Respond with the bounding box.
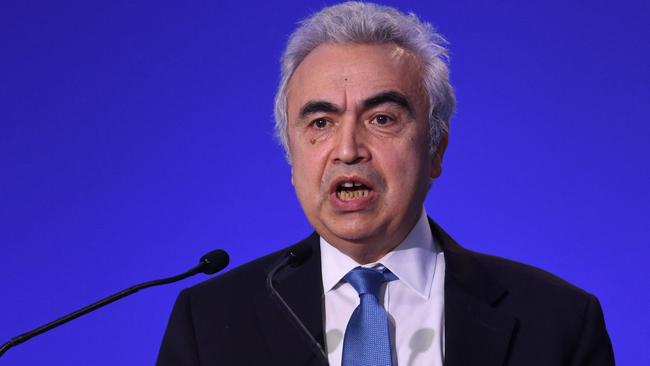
[1,0,648,364]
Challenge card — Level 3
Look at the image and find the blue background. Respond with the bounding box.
[1,0,648,364]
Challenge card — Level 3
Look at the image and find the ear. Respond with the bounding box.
[431,133,448,179]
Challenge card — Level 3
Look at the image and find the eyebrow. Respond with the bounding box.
[363,91,413,115]
[299,101,341,119]
[297,90,413,119]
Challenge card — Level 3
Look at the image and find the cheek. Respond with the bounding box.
[291,155,323,200]
[292,140,332,179]
[380,142,431,190]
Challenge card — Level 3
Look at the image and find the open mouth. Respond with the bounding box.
[335,181,372,201]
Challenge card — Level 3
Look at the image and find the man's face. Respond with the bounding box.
[286,43,444,258]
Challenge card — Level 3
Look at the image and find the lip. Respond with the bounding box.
[328,175,375,194]
[328,175,377,212]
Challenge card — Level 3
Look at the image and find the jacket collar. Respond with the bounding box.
[430,218,517,366]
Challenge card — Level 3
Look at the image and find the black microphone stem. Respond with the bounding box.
[266,254,329,366]
[0,250,228,358]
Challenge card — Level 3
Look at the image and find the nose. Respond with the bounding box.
[333,119,369,165]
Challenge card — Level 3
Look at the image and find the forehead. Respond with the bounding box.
[286,43,426,117]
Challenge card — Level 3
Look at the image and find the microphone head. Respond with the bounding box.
[199,249,230,274]
[287,244,313,267]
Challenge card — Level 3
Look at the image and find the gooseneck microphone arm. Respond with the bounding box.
[266,247,329,365]
[0,249,229,358]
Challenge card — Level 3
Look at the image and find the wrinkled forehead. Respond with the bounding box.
[286,42,428,119]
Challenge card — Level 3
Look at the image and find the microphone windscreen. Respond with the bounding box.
[199,249,230,274]
[288,244,312,267]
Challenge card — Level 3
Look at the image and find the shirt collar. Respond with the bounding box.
[320,210,439,299]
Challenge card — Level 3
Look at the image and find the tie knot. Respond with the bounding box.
[345,267,398,297]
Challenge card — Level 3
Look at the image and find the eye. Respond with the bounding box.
[310,118,329,129]
[372,114,393,125]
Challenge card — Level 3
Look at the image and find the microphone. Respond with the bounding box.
[0,249,229,357]
[266,245,328,365]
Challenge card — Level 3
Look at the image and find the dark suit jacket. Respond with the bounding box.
[157,219,614,365]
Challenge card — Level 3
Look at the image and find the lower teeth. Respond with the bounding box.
[337,190,369,201]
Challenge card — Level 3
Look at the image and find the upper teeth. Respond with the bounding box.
[342,182,362,188]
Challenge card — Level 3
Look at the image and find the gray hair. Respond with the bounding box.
[274,1,455,161]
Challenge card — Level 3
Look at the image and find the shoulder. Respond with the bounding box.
[432,219,602,343]
[468,249,591,301]
[465,248,604,344]
[467,250,613,362]
[431,219,593,308]
[181,233,318,306]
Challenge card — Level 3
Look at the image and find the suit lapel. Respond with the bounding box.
[444,276,517,366]
[430,219,517,366]
[255,233,327,366]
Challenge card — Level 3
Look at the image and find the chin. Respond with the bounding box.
[322,219,384,244]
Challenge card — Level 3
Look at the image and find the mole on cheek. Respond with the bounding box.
[310,138,317,144]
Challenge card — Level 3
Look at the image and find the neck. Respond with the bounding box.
[338,241,400,264]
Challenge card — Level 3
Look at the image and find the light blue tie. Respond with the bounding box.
[342,267,398,366]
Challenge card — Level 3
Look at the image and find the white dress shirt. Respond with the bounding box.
[320,211,445,366]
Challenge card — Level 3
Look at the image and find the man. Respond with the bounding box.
[157,2,614,365]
